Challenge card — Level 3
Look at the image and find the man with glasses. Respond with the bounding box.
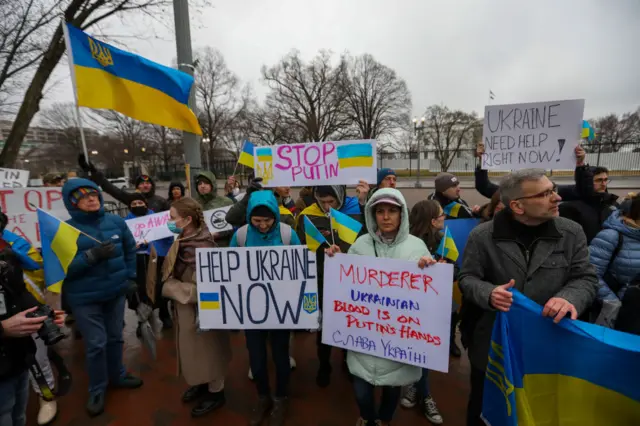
[458,169,597,426]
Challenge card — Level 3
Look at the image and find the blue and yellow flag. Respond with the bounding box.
[336,142,374,169]
[435,226,459,262]
[37,209,81,293]
[482,290,640,426]
[582,120,595,142]
[330,208,363,245]
[256,147,273,162]
[63,23,202,135]
[303,216,328,252]
[238,140,255,168]
[443,201,462,218]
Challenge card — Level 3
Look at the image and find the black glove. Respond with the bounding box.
[246,177,263,195]
[78,153,97,175]
[85,242,116,265]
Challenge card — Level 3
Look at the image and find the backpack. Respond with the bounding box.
[235,223,293,247]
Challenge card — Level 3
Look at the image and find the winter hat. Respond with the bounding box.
[250,205,275,220]
[435,173,459,193]
[129,192,148,207]
[135,175,154,187]
[315,186,337,198]
[377,168,396,186]
[70,187,98,206]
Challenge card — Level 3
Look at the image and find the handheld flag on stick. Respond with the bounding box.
[62,22,202,135]
[37,209,81,293]
[435,226,459,262]
[482,290,640,426]
[303,216,328,252]
[582,120,595,142]
[238,140,255,168]
[330,208,363,245]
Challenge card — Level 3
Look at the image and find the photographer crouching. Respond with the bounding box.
[0,215,65,426]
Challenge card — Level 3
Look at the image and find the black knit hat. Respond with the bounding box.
[250,205,275,220]
[135,175,154,187]
[129,192,147,207]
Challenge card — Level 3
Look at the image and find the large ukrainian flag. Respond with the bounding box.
[37,209,81,294]
[63,23,202,135]
[482,290,640,426]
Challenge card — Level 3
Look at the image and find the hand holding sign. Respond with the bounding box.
[575,145,586,166]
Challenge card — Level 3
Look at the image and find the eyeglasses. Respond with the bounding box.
[594,178,611,184]
[515,184,558,201]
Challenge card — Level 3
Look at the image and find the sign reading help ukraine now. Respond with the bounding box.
[254,140,377,187]
[196,246,319,330]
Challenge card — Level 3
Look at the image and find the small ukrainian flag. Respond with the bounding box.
[582,120,595,142]
[443,201,462,218]
[238,140,255,168]
[330,208,363,245]
[256,147,272,162]
[199,292,220,310]
[303,216,328,252]
[37,209,81,293]
[336,142,374,169]
[436,226,459,262]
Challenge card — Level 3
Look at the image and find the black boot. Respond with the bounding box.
[182,384,208,403]
[191,390,225,417]
[159,298,173,330]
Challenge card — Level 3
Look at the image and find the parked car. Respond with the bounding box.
[107,177,128,190]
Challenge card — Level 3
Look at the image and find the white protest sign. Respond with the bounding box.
[204,205,232,234]
[0,188,69,247]
[0,168,30,188]
[482,99,585,171]
[196,246,319,330]
[125,211,172,243]
[322,253,454,373]
[253,140,377,187]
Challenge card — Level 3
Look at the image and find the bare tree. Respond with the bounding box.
[89,109,148,172]
[146,124,182,174]
[592,109,640,152]
[341,53,411,141]
[261,50,350,143]
[421,105,480,172]
[244,103,304,146]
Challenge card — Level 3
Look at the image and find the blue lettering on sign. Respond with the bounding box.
[381,339,428,365]
[331,330,377,352]
[220,281,308,325]
[303,292,318,314]
[350,289,420,311]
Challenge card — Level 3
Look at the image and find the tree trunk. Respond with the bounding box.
[0,25,65,166]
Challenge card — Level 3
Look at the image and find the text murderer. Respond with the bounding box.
[340,265,438,295]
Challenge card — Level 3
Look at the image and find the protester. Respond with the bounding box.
[0,224,65,426]
[355,168,397,207]
[477,191,505,223]
[226,178,296,228]
[162,197,231,418]
[589,195,640,328]
[295,185,365,387]
[459,169,597,426]
[325,188,436,426]
[294,186,315,214]
[42,173,65,188]
[61,178,142,416]
[224,177,241,203]
[168,182,185,203]
[230,191,301,426]
[124,194,174,332]
[78,154,171,213]
[428,172,478,219]
[193,171,234,246]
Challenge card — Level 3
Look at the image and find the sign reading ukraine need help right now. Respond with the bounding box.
[254,140,377,187]
[195,246,319,330]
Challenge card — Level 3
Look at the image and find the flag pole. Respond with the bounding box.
[74,105,90,164]
[328,210,336,246]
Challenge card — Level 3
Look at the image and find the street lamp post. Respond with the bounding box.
[202,137,210,170]
[413,116,426,188]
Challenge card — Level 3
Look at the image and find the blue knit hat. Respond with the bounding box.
[377,168,396,186]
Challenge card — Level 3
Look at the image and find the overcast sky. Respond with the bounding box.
[46,0,639,121]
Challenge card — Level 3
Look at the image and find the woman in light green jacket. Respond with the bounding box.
[326,188,436,426]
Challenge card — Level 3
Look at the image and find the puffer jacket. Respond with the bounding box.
[229,191,300,248]
[195,171,234,210]
[345,188,426,387]
[62,178,137,306]
[589,210,640,301]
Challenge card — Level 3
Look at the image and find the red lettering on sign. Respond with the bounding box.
[46,190,62,209]
[0,190,13,212]
[334,300,370,316]
[340,264,435,294]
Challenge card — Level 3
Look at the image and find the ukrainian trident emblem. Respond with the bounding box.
[88,37,113,67]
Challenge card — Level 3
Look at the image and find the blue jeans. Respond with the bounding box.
[71,295,127,394]
[0,370,29,426]
[352,375,401,423]
[416,368,430,397]
[245,330,290,398]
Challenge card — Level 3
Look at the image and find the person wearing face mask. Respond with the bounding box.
[168,182,185,203]
[124,194,175,333]
[224,178,242,203]
[230,191,301,426]
[162,197,231,418]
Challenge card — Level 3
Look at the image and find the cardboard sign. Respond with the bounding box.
[0,168,30,188]
[125,211,173,243]
[482,99,585,171]
[0,188,68,246]
[204,205,232,234]
[196,246,319,330]
[322,254,454,373]
[254,140,377,187]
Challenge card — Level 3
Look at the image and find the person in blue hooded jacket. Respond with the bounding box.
[230,190,300,426]
[61,178,142,417]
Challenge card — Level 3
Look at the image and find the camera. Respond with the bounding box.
[26,305,65,346]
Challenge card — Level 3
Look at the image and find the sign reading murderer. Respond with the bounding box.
[253,140,377,187]
[1,188,68,247]
[482,99,585,171]
[204,205,232,234]
[196,246,319,330]
[0,168,30,188]
[322,254,454,373]
[125,211,172,243]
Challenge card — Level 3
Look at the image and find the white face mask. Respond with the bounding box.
[232,188,240,196]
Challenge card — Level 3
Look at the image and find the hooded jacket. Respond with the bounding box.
[168,182,185,203]
[195,171,234,211]
[87,170,170,213]
[62,178,137,306]
[229,191,301,248]
[225,190,295,229]
[589,211,640,301]
[345,188,425,386]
